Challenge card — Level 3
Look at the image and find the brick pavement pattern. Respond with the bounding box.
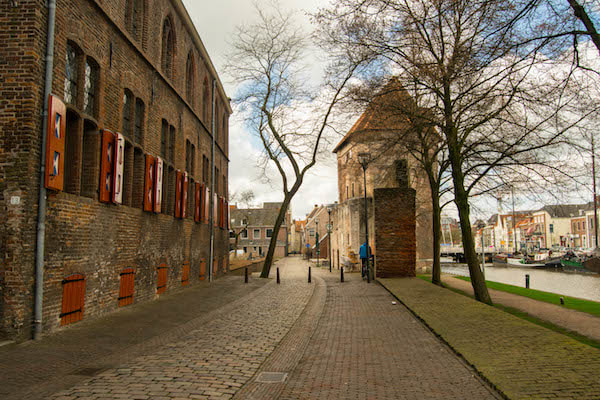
[50,257,314,400]
[380,277,600,400]
[442,275,600,342]
[277,268,499,400]
[0,275,268,400]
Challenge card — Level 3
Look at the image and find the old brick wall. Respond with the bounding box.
[373,187,416,278]
[0,0,48,340]
[0,0,230,341]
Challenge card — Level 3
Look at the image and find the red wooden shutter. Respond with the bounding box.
[200,259,206,281]
[174,170,182,218]
[181,172,189,218]
[45,94,66,191]
[154,157,163,213]
[182,261,190,286]
[99,129,116,203]
[113,133,125,204]
[60,274,85,325]
[118,268,135,307]
[157,264,168,294]
[143,155,155,212]
[226,200,230,230]
[194,182,201,222]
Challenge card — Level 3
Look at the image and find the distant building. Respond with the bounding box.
[531,205,584,249]
[290,219,306,254]
[304,205,334,262]
[330,81,434,274]
[229,202,291,258]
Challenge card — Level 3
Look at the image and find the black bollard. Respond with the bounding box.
[308,266,312,283]
[560,297,565,305]
[244,267,248,284]
[277,267,280,284]
[525,274,530,289]
[341,266,344,283]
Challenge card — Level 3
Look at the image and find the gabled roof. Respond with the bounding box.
[536,204,586,218]
[332,79,416,153]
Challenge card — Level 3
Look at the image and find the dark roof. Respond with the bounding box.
[230,207,280,227]
[332,79,416,153]
[537,204,587,218]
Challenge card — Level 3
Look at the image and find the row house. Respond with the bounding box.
[0,0,230,341]
[229,202,291,258]
[304,204,334,262]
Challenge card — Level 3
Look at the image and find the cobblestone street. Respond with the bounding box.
[27,257,498,400]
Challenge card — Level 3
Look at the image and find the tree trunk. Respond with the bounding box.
[425,165,442,285]
[446,129,492,304]
[260,194,293,278]
[431,185,442,286]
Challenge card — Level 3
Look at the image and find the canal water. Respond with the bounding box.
[441,264,600,302]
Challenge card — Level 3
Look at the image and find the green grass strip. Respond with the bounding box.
[416,275,600,350]
[450,275,600,317]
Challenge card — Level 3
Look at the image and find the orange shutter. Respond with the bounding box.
[194,182,201,222]
[182,261,190,286]
[213,193,218,227]
[45,95,66,191]
[200,259,206,281]
[99,129,116,203]
[143,155,155,212]
[157,264,168,294]
[60,274,85,325]
[118,268,135,307]
[174,170,182,218]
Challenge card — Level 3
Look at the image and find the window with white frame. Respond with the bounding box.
[241,229,248,239]
[253,229,261,239]
[266,228,273,238]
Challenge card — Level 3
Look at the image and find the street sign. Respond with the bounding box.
[326,223,332,233]
[306,243,310,248]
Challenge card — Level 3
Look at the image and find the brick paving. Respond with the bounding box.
[380,277,600,400]
[50,257,314,400]
[277,268,499,400]
[0,273,268,400]
[442,275,600,342]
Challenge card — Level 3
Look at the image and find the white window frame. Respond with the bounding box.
[253,228,261,239]
[266,228,273,238]
[241,229,248,239]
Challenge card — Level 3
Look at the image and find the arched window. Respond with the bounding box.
[186,51,195,106]
[64,41,81,105]
[134,98,144,144]
[203,78,210,123]
[80,120,100,199]
[161,17,175,79]
[83,57,99,117]
[122,89,133,138]
[125,0,144,42]
[160,119,168,158]
[64,110,82,195]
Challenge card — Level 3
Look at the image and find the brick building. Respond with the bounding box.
[289,219,306,254]
[304,204,334,263]
[0,0,231,341]
[229,202,291,259]
[329,84,433,275]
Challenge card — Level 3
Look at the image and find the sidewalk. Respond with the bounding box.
[0,272,268,400]
[379,277,600,400]
[442,275,600,342]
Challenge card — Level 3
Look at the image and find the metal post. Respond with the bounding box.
[328,209,332,273]
[276,267,280,284]
[244,267,248,283]
[363,166,371,282]
[34,0,57,340]
[316,220,319,268]
[341,266,344,282]
[481,231,486,280]
[308,266,311,283]
[512,185,517,255]
[525,274,530,289]
[593,136,598,248]
[208,79,217,282]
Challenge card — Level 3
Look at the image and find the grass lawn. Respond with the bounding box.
[416,275,600,350]
[449,275,600,318]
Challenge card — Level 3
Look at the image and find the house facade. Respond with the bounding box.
[0,0,230,341]
[330,83,433,274]
[229,202,291,258]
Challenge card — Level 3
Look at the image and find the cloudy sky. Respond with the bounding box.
[181,0,598,222]
[181,0,337,219]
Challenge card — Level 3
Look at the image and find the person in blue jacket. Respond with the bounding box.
[359,242,371,278]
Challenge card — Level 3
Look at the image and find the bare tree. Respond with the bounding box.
[230,189,256,208]
[225,3,359,278]
[316,0,592,303]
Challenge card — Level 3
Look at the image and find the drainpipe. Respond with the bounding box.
[34,0,57,340]
[208,79,216,282]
